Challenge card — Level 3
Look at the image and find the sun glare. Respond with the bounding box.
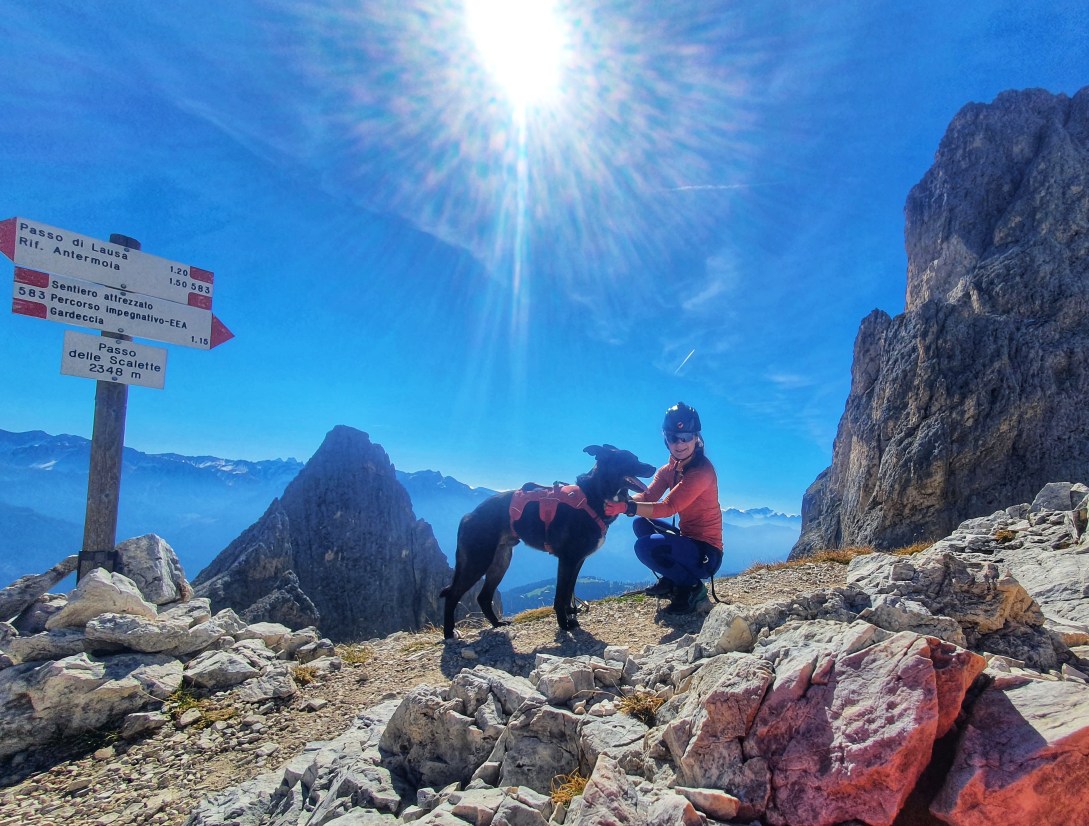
[465,0,566,108]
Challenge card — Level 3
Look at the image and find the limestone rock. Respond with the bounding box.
[532,655,595,705]
[239,570,320,629]
[674,786,740,822]
[84,612,196,654]
[0,555,77,623]
[4,628,88,663]
[119,710,170,740]
[794,86,1089,556]
[160,596,213,626]
[495,697,581,791]
[235,662,298,703]
[236,621,292,649]
[184,650,261,690]
[154,608,247,658]
[858,593,967,646]
[45,568,157,630]
[931,674,1089,825]
[115,534,193,605]
[660,652,774,808]
[695,589,859,657]
[746,620,984,826]
[846,543,1066,670]
[0,652,182,760]
[194,426,454,641]
[12,592,69,635]
[1031,481,1089,514]
[564,754,647,826]
[576,711,648,777]
[379,684,499,790]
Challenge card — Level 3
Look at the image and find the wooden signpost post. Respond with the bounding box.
[2,219,234,580]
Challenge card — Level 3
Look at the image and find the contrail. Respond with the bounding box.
[675,349,695,373]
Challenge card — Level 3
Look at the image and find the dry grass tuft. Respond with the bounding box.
[293,665,318,686]
[550,769,588,806]
[513,607,554,624]
[201,706,237,725]
[167,686,202,718]
[891,541,933,556]
[993,528,1018,543]
[166,687,237,729]
[617,691,666,726]
[401,640,433,654]
[743,540,936,576]
[336,643,375,666]
[401,626,444,654]
[744,546,873,574]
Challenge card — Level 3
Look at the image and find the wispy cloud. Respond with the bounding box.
[666,183,755,192]
[765,372,816,390]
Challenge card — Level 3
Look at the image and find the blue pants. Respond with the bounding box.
[633,517,723,587]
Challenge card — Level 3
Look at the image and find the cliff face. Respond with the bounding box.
[194,426,453,641]
[793,86,1089,557]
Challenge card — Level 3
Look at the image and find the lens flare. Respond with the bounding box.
[261,0,775,421]
[465,0,567,109]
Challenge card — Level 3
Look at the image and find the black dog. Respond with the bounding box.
[441,444,655,638]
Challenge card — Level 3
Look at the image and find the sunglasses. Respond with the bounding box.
[665,431,697,444]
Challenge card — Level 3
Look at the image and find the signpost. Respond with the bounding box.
[1,217,214,306]
[3,219,235,579]
[13,267,232,349]
[62,330,167,390]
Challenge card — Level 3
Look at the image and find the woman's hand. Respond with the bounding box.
[604,500,629,517]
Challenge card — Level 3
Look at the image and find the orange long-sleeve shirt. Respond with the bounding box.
[634,456,722,549]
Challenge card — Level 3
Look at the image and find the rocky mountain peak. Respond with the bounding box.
[905,87,1088,312]
[793,85,1089,557]
[193,426,453,641]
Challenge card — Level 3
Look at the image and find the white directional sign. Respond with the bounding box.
[12,267,231,350]
[1,216,214,307]
[61,330,167,389]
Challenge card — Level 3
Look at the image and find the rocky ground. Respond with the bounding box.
[0,563,847,826]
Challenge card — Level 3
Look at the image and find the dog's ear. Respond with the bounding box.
[583,445,603,458]
[602,443,618,452]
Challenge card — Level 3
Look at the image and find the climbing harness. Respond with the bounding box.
[509,483,606,553]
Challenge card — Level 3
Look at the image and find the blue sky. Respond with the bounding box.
[1,1,1086,514]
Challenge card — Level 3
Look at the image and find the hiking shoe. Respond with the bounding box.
[664,582,708,614]
[644,577,675,597]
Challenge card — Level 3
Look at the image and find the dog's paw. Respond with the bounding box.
[497,619,512,627]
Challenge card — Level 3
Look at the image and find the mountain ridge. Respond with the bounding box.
[1,427,798,589]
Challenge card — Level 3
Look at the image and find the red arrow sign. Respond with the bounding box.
[12,267,233,349]
[1,217,214,307]
[211,314,234,348]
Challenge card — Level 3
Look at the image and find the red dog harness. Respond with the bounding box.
[509,484,607,553]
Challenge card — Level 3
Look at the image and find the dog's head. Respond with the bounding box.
[583,444,655,498]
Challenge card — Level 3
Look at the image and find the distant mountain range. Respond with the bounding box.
[501,576,650,614]
[0,429,303,585]
[0,428,799,589]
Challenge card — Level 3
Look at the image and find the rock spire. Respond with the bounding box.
[793,86,1089,557]
[193,425,453,640]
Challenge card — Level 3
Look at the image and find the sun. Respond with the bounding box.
[465,0,567,108]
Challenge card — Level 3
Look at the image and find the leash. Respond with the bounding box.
[708,573,723,603]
